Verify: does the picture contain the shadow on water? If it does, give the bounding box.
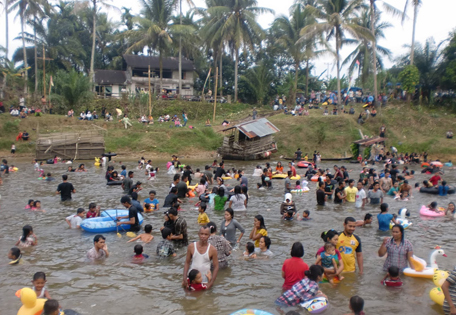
[0,159,452,314]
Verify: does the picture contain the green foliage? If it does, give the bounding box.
[2,119,20,134]
[350,143,359,158]
[398,65,419,94]
[52,69,93,111]
[363,146,371,160]
[240,63,274,105]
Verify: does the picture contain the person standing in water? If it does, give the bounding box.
[56,175,75,201]
[182,226,219,289]
[337,217,363,274]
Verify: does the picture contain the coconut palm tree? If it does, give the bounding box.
[300,0,373,107]
[2,0,10,59]
[343,9,391,88]
[402,0,422,66]
[121,7,134,30]
[202,0,273,101]
[240,62,274,105]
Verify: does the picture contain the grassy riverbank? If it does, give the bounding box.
[1,101,456,160]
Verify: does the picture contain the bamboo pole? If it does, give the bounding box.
[213,67,218,123]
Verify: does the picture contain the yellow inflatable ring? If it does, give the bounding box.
[16,287,46,315]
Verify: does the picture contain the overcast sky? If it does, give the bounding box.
[1,0,455,78]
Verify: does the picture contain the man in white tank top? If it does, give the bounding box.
[182,226,219,289]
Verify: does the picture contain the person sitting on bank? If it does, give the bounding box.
[447,130,453,139]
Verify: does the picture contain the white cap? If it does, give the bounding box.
[284,193,292,202]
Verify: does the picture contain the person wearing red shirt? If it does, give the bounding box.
[282,242,309,290]
[288,162,297,177]
[429,174,442,186]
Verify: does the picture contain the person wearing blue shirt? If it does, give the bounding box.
[439,181,450,196]
[377,203,397,231]
[120,165,127,178]
[144,190,160,211]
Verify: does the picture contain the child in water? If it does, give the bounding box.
[128,224,154,244]
[297,210,311,221]
[187,269,211,291]
[243,242,257,258]
[15,225,38,248]
[42,299,59,315]
[31,200,45,212]
[295,180,302,190]
[355,213,373,227]
[8,247,23,265]
[32,272,52,298]
[382,266,402,287]
[25,199,34,209]
[283,210,295,221]
[427,201,443,213]
[197,202,210,225]
[315,243,344,284]
[132,244,149,263]
[343,296,365,315]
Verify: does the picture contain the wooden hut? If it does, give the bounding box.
[36,130,105,161]
[217,118,279,160]
[353,136,386,160]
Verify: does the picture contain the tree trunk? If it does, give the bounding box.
[219,49,223,97]
[294,61,299,104]
[178,0,182,97]
[90,0,97,87]
[5,0,8,58]
[336,28,341,109]
[234,48,239,102]
[306,60,309,98]
[21,9,28,94]
[410,2,418,65]
[159,52,163,94]
[370,0,378,107]
[34,16,38,94]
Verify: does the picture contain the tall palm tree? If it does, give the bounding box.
[240,62,274,105]
[402,0,422,66]
[272,5,316,103]
[300,0,373,107]
[369,0,401,105]
[202,0,273,101]
[178,0,194,97]
[2,0,10,58]
[343,9,391,88]
[121,7,134,30]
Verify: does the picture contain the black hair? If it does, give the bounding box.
[303,210,310,216]
[188,269,200,283]
[33,271,46,281]
[131,192,138,200]
[430,201,438,208]
[200,202,207,211]
[121,165,126,170]
[364,213,372,220]
[77,208,85,214]
[170,187,178,193]
[344,217,356,224]
[321,229,339,242]
[62,174,68,180]
[43,299,59,315]
[93,235,106,243]
[27,199,34,206]
[290,242,304,258]
[391,224,405,244]
[388,266,400,278]
[218,187,225,197]
[134,244,143,255]
[246,242,255,254]
[173,174,180,181]
[10,247,20,259]
[33,200,40,207]
[144,224,152,233]
[261,236,271,249]
[380,203,389,213]
[304,265,324,282]
[149,190,156,195]
[128,171,134,176]
[21,225,33,242]
[89,202,97,210]
[121,196,131,204]
[161,227,172,239]
[206,221,217,233]
[324,242,335,251]
[181,174,188,181]
[286,210,294,217]
[225,208,234,219]
[255,214,266,230]
[349,296,364,315]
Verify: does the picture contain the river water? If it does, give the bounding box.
[0,159,453,315]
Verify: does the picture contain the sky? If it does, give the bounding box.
[1,0,455,79]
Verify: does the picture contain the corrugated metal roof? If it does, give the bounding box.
[94,70,127,85]
[227,118,280,138]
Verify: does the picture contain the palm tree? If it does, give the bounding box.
[2,0,10,58]
[240,62,274,105]
[343,9,391,88]
[121,7,134,30]
[177,0,194,97]
[369,0,401,105]
[300,0,373,107]
[402,0,422,66]
[202,0,273,101]
[272,5,316,103]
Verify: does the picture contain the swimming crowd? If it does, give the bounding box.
[3,152,456,315]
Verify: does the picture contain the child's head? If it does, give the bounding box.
[388,266,400,278]
[46,173,51,177]
[349,296,364,315]
[144,224,152,233]
[32,272,47,290]
[89,203,97,211]
[27,199,34,206]
[121,165,126,170]
[285,210,294,218]
[199,202,207,213]
[324,242,336,255]
[430,201,438,209]
[188,269,202,284]
[149,190,156,199]
[144,203,151,211]
[211,186,219,194]
[296,180,300,186]
[8,247,21,260]
[218,188,225,197]
[246,242,255,254]
[33,200,41,208]
[21,225,33,241]
[161,227,172,240]
[77,208,86,217]
[380,203,389,213]
[43,299,60,315]
[303,210,310,218]
[364,213,373,224]
[134,244,143,256]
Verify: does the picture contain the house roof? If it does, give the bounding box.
[223,118,280,138]
[353,137,386,146]
[123,54,195,71]
[94,70,127,85]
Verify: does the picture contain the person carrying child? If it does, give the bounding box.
[156,227,176,257]
[144,190,159,211]
[315,242,345,284]
[128,224,154,244]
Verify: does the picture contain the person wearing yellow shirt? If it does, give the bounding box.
[344,179,358,203]
[197,203,210,225]
[337,217,363,274]
[249,215,268,247]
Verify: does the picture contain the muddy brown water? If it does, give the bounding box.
[0,159,453,314]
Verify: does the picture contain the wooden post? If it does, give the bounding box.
[148,65,152,116]
[213,67,218,123]
[43,46,46,97]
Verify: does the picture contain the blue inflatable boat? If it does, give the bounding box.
[81,209,144,233]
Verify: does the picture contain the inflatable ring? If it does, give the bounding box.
[300,297,329,314]
[445,162,453,167]
[16,287,46,315]
[187,183,198,191]
[106,181,122,186]
[311,175,326,182]
[80,210,144,233]
[222,176,232,180]
[419,205,446,217]
[429,269,450,305]
[230,310,274,315]
[419,187,456,194]
[421,162,430,167]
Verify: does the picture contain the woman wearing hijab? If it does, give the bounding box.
[280,193,297,216]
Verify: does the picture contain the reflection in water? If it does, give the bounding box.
[0,160,452,314]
